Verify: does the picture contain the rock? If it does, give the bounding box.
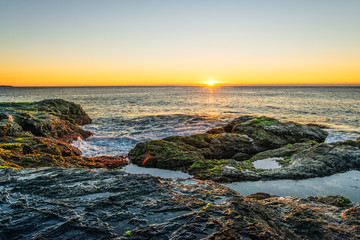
[250,142,316,161]
[190,142,360,182]
[35,99,92,125]
[0,100,92,142]
[231,116,328,149]
[0,112,11,120]
[308,195,353,207]
[249,141,318,168]
[232,152,250,161]
[223,115,255,132]
[205,127,225,134]
[0,121,23,137]
[342,139,360,148]
[128,138,205,170]
[209,133,260,159]
[12,111,91,142]
[0,100,126,169]
[246,192,278,200]
[0,168,358,239]
[129,133,260,170]
[189,158,261,182]
[269,142,360,179]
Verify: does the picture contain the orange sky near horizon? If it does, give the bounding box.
[1,57,359,86]
[2,69,359,87]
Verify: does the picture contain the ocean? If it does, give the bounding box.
[1,86,359,157]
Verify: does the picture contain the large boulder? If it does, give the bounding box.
[0,99,92,142]
[208,133,261,159]
[128,138,205,169]
[35,99,92,125]
[271,142,360,179]
[129,133,261,170]
[231,116,328,149]
[12,111,91,142]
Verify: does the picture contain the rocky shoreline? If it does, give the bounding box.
[1,100,359,239]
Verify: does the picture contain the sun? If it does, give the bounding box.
[207,80,216,86]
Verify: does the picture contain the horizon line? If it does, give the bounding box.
[1,83,360,88]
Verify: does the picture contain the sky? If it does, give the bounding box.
[0,0,359,86]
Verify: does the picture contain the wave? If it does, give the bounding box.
[72,136,138,157]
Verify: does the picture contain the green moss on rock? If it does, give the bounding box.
[308,195,352,207]
[128,139,204,169]
[250,117,275,126]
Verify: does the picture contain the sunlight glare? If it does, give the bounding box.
[207,80,216,86]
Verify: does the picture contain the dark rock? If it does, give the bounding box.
[0,121,23,137]
[35,99,92,125]
[129,133,260,170]
[0,99,92,142]
[12,111,91,142]
[270,143,360,179]
[249,142,316,161]
[0,112,10,120]
[232,152,250,161]
[205,127,225,134]
[308,195,353,207]
[231,116,328,149]
[190,142,360,182]
[209,133,260,159]
[223,115,255,132]
[341,139,360,148]
[128,138,205,170]
[247,192,278,200]
[0,168,358,239]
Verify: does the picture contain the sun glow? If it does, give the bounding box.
[207,80,216,86]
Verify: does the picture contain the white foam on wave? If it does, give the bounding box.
[72,137,105,157]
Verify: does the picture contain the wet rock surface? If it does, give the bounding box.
[0,99,126,169]
[0,168,359,240]
[188,141,360,182]
[229,116,328,149]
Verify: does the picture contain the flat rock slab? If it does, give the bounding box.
[1,168,359,239]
